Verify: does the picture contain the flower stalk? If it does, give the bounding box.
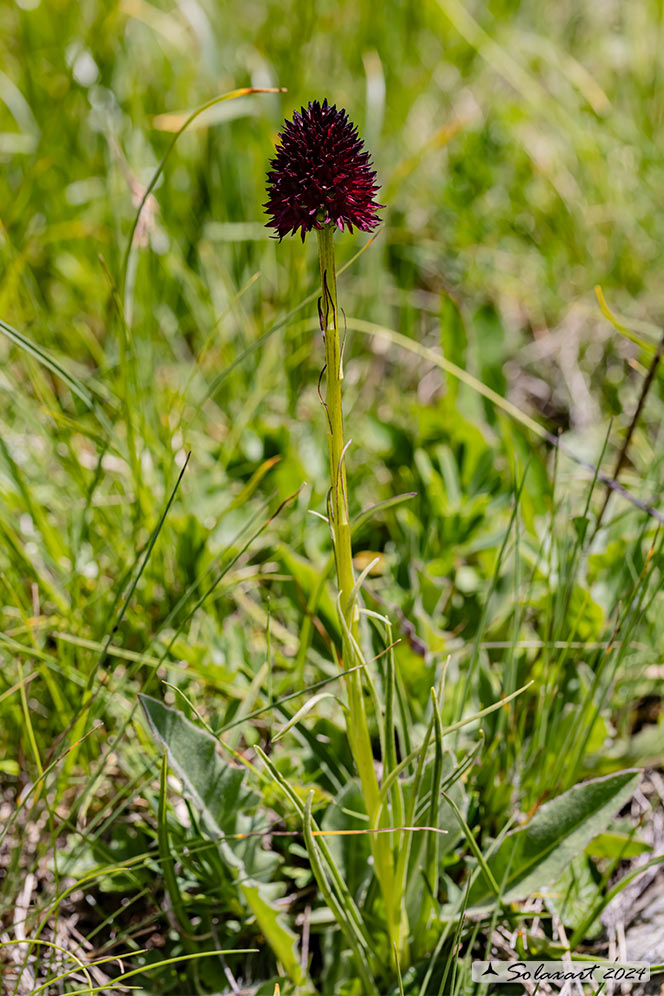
[317,224,373,775]
[317,223,407,959]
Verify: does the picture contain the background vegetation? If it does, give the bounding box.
[1,0,663,992]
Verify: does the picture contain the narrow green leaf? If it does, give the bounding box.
[272,692,336,742]
[254,744,376,961]
[424,688,444,908]
[120,87,283,296]
[378,681,533,806]
[303,792,376,995]
[0,316,94,408]
[569,851,664,948]
[351,492,417,534]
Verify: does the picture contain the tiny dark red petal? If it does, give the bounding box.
[264,99,384,240]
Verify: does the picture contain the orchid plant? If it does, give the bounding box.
[265,99,411,958]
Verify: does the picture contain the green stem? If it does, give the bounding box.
[317,225,354,624]
[316,224,408,961]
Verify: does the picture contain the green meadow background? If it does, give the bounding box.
[1,0,663,993]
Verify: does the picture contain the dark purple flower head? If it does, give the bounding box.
[264,98,383,241]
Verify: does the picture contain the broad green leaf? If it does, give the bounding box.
[543,854,602,937]
[140,694,258,835]
[139,695,307,986]
[467,769,640,910]
[585,831,652,860]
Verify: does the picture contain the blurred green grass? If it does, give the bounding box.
[1,0,663,993]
